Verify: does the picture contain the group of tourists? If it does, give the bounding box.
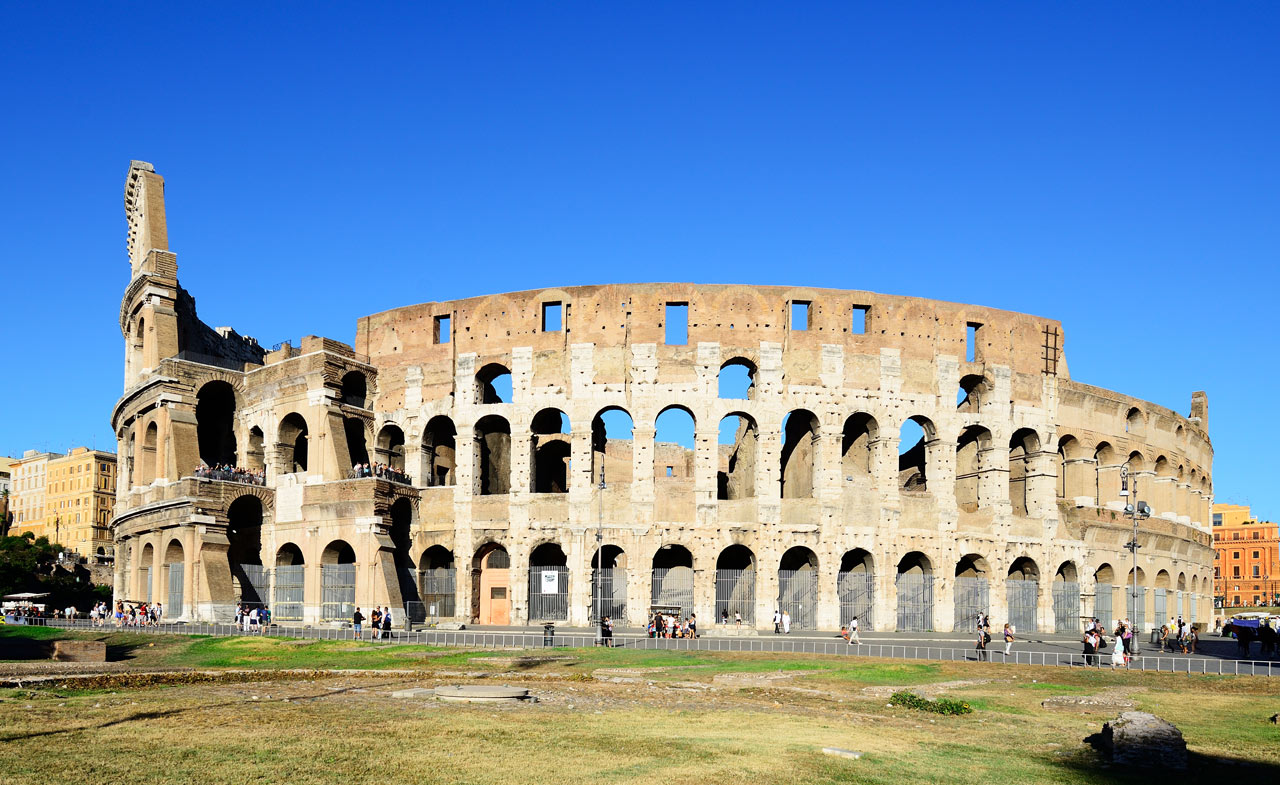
[771,609,793,634]
[234,603,271,632]
[351,606,395,640]
[719,609,747,628]
[195,463,266,485]
[1157,617,1199,655]
[971,613,1017,661]
[648,611,696,638]
[350,462,411,484]
[109,600,163,627]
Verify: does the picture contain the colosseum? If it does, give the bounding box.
[111,161,1215,634]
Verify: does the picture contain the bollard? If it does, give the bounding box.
[543,623,555,648]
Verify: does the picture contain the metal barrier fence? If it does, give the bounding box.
[321,564,356,621]
[954,577,988,632]
[896,573,933,632]
[528,565,569,621]
[651,567,694,618]
[590,568,627,622]
[141,567,152,604]
[274,565,305,621]
[777,569,816,629]
[167,563,184,611]
[1127,586,1147,631]
[837,571,874,630]
[34,619,1280,677]
[1006,579,1038,633]
[1052,582,1080,633]
[1154,588,1167,624]
[419,568,457,619]
[1096,584,1114,625]
[236,563,270,606]
[715,569,755,625]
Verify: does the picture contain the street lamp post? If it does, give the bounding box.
[1120,464,1151,651]
[594,461,606,642]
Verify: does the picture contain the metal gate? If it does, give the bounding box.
[715,569,755,625]
[953,577,989,631]
[528,565,569,621]
[166,563,184,613]
[1052,581,1080,633]
[651,567,694,618]
[420,567,456,619]
[837,571,874,630]
[1126,586,1147,631]
[777,569,817,630]
[321,564,356,621]
[235,563,269,606]
[590,567,627,622]
[1188,593,1196,624]
[1006,579,1038,633]
[1095,584,1113,626]
[141,567,152,604]
[895,573,934,632]
[1153,588,1167,623]
[273,564,305,621]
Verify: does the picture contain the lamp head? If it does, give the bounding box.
[1138,502,1152,516]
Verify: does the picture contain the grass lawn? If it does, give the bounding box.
[1,627,1277,784]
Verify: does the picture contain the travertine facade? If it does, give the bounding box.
[112,162,1215,631]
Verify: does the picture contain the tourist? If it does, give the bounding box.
[1109,634,1128,669]
[734,610,742,628]
[1187,624,1199,654]
[688,613,697,639]
[976,626,989,661]
[721,609,729,626]
[773,609,782,634]
[382,606,393,640]
[353,607,364,640]
[782,610,791,634]
[1003,623,1015,656]
[370,607,382,640]
[1082,628,1097,667]
[1159,623,1170,652]
[848,615,860,645]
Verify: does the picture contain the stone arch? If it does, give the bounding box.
[476,362,513,404]
[1125,407,1145,435]
[376,423,406,472]
[1006,556,1040,632]
[841,412,878,479]
[474,415,511,495]
[423,415,456,487]
[895,551,934,632]
[471,541,510,624]
[651,543,695,618]
[276,543,304,566]
[246,426,265,472]
[838,548,875,628]
[957,373,991,413]
[1008,429,1041,517]
[528,541,569,621]
[343,417,371,470]
[227,495,265,604]
[277,413,309,473]
[718,411,758,500]
[321,540,356,565]
[718,357,756,400]
[715,544,756,625]
[140,421,158,484]
[163,538,185,613]
[780,409,819,499]
[955,425,994,512]
[777,546,818,629]
[898,415,936,492]
[654,406,695,485]
[195,380,238,468]
[1056,434,1089,500]
[591,406,633,486]
[531,408,571,493]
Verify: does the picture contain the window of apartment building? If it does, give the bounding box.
[1253,550,1260,559]
[1215,567,1220,578]
[1233,533,1241,540]
[1233,566,1241,578]
[1214,533,1220,541]
[1253,531,1260,539]
[1212,513,1223,526]
[1253,565,1261,577]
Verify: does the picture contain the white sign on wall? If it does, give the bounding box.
[541,571,559,593]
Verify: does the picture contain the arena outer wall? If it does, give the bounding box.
[111,162,1215,633]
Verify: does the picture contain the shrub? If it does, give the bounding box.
[888,690,973,716]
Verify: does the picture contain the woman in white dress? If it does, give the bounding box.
[1110,636,1128,669]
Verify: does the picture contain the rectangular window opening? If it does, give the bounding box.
[665,466,674,477]
[433,315,451,344]
[542,302,563,332]
[966,322,982,362]
[852,306,868,335]
[665,303,688,345]
[791,301,810,331]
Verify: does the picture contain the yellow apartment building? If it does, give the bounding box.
[9,450,60,540]
[45,448,118,558]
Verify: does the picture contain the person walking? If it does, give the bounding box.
[773,609,782,634]
[1082,628,1097,667]
[782,610,791,634]
[1003,623,1015,657]
[848,616,860,645]
[976,627,989,661]
[370,607,381,640]
[353,607,364,640]
[382,606,393,640]
[1110,634,1128,669]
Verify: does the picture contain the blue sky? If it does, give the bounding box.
[1,4,1275,518]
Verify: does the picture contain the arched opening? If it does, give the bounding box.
[1009,429,1041,517]
[1176,572,1188,622]
[1094,563,1116,626]
[955,426,993,512]
[953,553,990,631]
[1056,435,1087,501]
[654,407,695,487]
[471,543,510,625]
[531,409,570,493]
[590,544,627,622]
[718,412,758,500]
[1125,566,1147,631]
[341,371,368,408]
[957,374,989,413]
[418,545,456,620]
[125,429,136,489]
[476,363,513,404]
[715,545,755,625]
[343,418,370,471]
[896,552,934,631]
[528,542,569,620]
[375,424,406,474]
[1094,442,1117,505]
[1007,556,1040,633]
[1153,569,1171,625]
[838,549,875,629]
[246,427,265,473]
[320,540,356,621]
[273,543,305,621]
[278,413,309,473]
[164,539,185,615]
[841,413,878,482]
[591,407,633,487]
[423,416,456,487]
[140,422,158,484]
[196,381,238,468]
[778,546,818,629]
[780,409,819,499]
[1125,407,1144,435]
[651,544,694,618]
[227,495,266,607]
[1053,561,1081,632]
[389,498,418,604]
[138,542,155,603]
[474,415,511,495]
[898,417,934,492]
[718,358,756,400]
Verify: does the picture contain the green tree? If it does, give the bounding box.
[0,531,63,597]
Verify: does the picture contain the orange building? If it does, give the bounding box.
[1212,503,1280,608]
